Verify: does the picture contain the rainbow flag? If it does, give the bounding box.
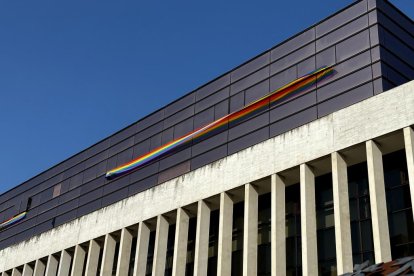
[0,211,27,230]
[106,66,334,180]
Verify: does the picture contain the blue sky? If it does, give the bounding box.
[0,0,413,194]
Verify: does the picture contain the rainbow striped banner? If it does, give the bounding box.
[106,66,334,180]
[0,211,27,230]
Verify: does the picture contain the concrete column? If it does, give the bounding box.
[217,192,233,276]
[172,208,190,276]
[71,245,86,276]
[11,269,21,276]
[116,228,134,276]
[332,152,353,274]
[100,234,117,276]
[366,140,392,263]
[300,164,318,276]
[193,200,211,276]
[404,127,414,223]
[45,255,59,276]
[271,174,286,276]
[151,215,169,276]
[33,260,45,276]
[22,264,33,276]
[2,272,10,276]
[57,250,72,276]
[133,222,150,276]
[243,184,258,276]
[85,240,101,276]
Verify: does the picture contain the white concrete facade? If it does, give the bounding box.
[0,81,414,275]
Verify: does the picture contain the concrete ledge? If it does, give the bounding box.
[1,81,413,271]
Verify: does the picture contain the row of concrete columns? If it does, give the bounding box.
[3,127,414,276]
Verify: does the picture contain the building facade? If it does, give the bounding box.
[1,0,414,275]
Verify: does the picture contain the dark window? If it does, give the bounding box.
[258,193,271,276]
[231,202,244,276]
[207,210,219,276]
[348,162,374,265]
[185,217,197,276]
[286,183,302,276]
[146,231,156,276]
[164,224,176,276]
[383,150,414,259]
[315,173,337,276]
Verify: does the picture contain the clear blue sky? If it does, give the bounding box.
[0,0,412,194]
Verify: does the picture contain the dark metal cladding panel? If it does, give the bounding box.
[161,128,174,145]
[215,100,228,122]
[245,80,270,104]
[195,87,229,113]
[133,139,151,159]
[375,0,414,35]
[269,107,318,138]
[230,92,245,113]
[228,127,269,155]
[270,91,317,124]
[116,148,133,167]
[380,28,414,68]
[230,66,269,96]
[174,118,194,139]
[377,11,414,47]
[79,188,103,206]
[316,46,336,69]
[54,210,77,227]
[164,106,195,129]
[270,43,315,76]
[298,57,316,77]
[159,148,192,171]
[335,30,371,62]
[317,67,373,102]
[129,162,159,183]
[228,113,269,141]
[271,28,316,62]
[56,198,78,216]
[270,66,297,91]
[128,175,158,196]
[195,74,231,101]
[318,82,374,117]
[191,145,228,171]
[101,187,129,208]
[76,200,102,218]
[134,121,163,144]
[103,175,130,196]
[231,52,270,82]
[109,125,136,146]
[150,133,162,151]
[164,93,196,117]
[192,131,228,157]
[194,107,215,130]
[316,0,367,38]
[316,15,369,52]
[158,161,191,184]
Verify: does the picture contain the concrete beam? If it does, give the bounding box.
[22,264,33,276]
[45,255,58,276]
[404,127,414,223]
[85,240,101,276]
[217,192,233,276]
[271,174,286,276]
[57,250,72,276]
[300,164,318,276]
[332,152,353,274]
[71,245,86,276]
[100,234,117,276]
[133,222,150,276]
[116,228,134,276]
[33,260,45,276]
[151,215,169,276]
[193,200,211,276]
[172,208,190,276]
[366,140,391,263]
[243,184,258,276]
